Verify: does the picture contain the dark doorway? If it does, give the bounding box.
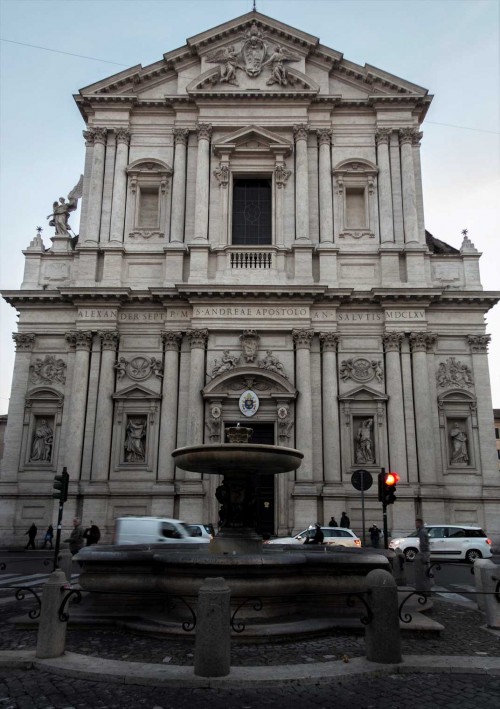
[225,421,276,535]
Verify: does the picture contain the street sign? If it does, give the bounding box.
[351,469,373,492]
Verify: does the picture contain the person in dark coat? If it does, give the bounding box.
[369,524,381,548]
[328,516,338,527]
[305,524,324,545]
[41,525,54,549]
[340,512,350,528]
[25,523,37,550]
[83,523,101,546]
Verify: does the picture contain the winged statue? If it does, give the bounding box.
[262,45,300,86]
[206,45,240,86]
[47,175,84,236]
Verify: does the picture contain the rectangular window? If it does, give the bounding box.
[495,427,500,440]
[345,187,366,228]
[232,178,272,245]
[138,188,159,228]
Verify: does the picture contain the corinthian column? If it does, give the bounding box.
[65,331,93,477]
[84,127,108,243]
[109,129,130,243]
[91,331,119,481]
[170,129,189,243]
[382,332,407,481]
[293,124,310,240]
[1,334,35,481]
[409,332,437,484]
[317,129,333,243]
[375,128,394,243]
[399,128,419,244]
[293,329,314,480]
[184,329,208,480]
[193,124,212,241]
[158,331,182,481]
[468,335,497,486]
[319,332,340,483]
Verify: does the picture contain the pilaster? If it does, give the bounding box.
[159,331,183,481]
[317,129,333,243]
[375,128,394,243]
[193,123,212,241]
[83,127,108,244]
[468,335,497,486]
[293,328,314,482]
[185,329,208,482]
[409,332,438,486]
[170,128,189,243]
[64,330,93,478]
[383,332,407,482]
[293,124,310,241]
[91,331,119,482]
[109,129,130,243]
[319,332,341,484]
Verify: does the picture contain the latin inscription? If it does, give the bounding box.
[77,309,191,321]
[385,310,425,321]
[193,306,309,318]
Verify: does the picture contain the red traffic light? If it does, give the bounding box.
[385,472,400,486]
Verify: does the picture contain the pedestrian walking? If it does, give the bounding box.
[83,522,101,546]
[41,524,54,549]
[340,511,350,529]
[369,524,381,548]
[65,517,85,555]
[328,516,338,527]
[25,523,37,550]
[415,517,431,596]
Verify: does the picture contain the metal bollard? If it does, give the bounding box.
[194,577,231,677]
[478,560,500,629]
[365,568,402,664]
[36,569,68,659]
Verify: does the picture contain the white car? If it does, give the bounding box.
[389,525,492,563]
[266,526,361,548]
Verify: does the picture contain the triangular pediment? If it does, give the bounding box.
[213,125,292,157]
[113,384,161,400]
[339,385,388,402]
[75,10,429,118]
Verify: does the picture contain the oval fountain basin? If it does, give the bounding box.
[172,443,303,475]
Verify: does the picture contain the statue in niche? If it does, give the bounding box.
[30,419,54,462]
[262,45,299,86]
[355,418,374,464]
[124,418,147,463]
[46,176,83,236]
[449,422,469,464]
[212,350,240,377]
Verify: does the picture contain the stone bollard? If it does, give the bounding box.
[478,560,500,629]
[474,559,489,612]
[57,550,73,583]
[36,569,68,659]
[392,549,406,586]
[194,577,231,677]
[365,568,402,664]
[414,552,431,597]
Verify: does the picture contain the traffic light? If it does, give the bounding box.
[378,470,400,506]
[53,467,69,503]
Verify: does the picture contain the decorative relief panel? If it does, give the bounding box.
[277,403,294,444]
[29,356,66,385]
[206,23,300,86]
[239,330,260,363]
[258,350,288,379]
[339,358,383,384]
[436,358,474,389]
[211,351,240,377]
[115,356,163,381]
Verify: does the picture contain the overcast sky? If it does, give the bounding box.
[0,0,499,415]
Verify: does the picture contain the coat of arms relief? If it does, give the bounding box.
[205,23,300,87]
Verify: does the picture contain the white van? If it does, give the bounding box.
[114,517,210,546]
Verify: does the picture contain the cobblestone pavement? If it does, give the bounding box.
[0,669,499,709]
[1,594,499,664]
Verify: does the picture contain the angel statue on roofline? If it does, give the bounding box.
[206,45,240,86]
[262,45,300,86]
[47,175,84,236]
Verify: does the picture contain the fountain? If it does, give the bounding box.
[75,426,390,638]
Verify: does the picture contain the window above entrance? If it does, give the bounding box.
[232,178,272,245]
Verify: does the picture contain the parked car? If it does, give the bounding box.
[389,525,492,562]
[266,526,362,547]
[185,523,215,540]
[113,517,210,545]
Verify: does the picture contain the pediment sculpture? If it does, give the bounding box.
[340,358,384,384]
[206,23,300,87]
[436,357,473,389]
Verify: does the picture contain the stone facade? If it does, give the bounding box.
[1,11,499,544]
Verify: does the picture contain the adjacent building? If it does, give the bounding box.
[1,11,499,544]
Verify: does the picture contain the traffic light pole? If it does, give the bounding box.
[53,500,64,571]
[382,500,388,549]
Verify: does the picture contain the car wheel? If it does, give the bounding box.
[465,549,482,563]
[404,547,418,562]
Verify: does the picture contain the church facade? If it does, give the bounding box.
[1,11,499,544]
